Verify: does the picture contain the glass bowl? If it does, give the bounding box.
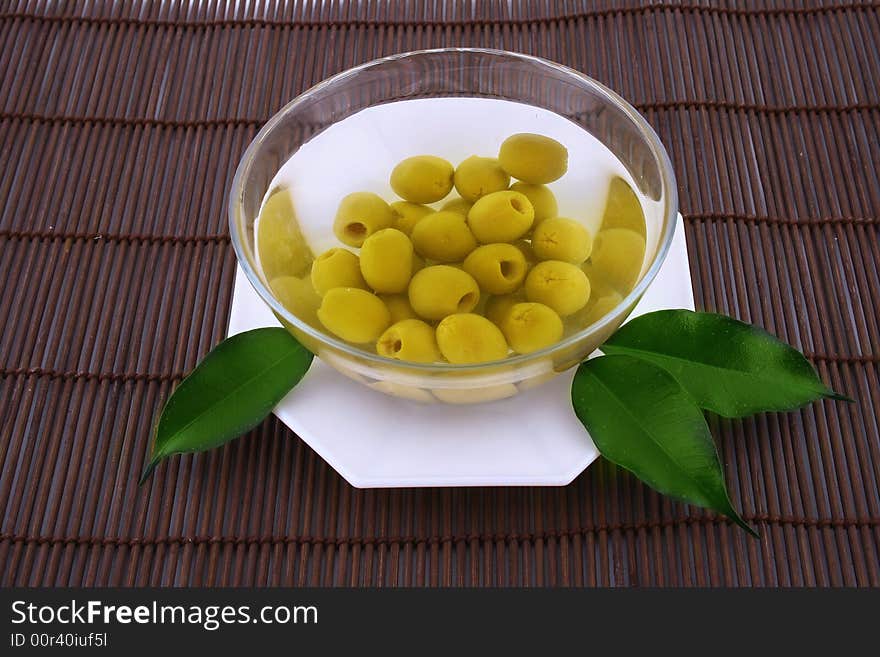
[229,48,678,404]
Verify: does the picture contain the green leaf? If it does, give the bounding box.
[572,354,756,536]
[140,328,313,484]
[602,309,850,417]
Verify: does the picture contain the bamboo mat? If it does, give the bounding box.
[1,0,878,587]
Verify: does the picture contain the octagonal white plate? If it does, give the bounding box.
[228,216,694,488]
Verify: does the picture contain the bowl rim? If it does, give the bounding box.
[228,47,679,373]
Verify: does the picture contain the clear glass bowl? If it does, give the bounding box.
[229,48,678,404]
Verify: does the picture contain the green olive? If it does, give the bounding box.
[579,261,618,298]
[453,156,511,202]
[498,133,568,184]
[408,265,480,321]
[500,302,564,354]
[391,201,434,236]
[359,228,414,294]
[432,383,518,404]
[411,252,426,274]
[462,243,527,295]
[565,290,624,335]
[441,197,474,216]
[310,248,367,295]
[589,228,646,293]
[531,217,593,264]
[435,313,509,364]
[466,190,535,243]
[512,238,538,268]
[269,276,322,328]
[317,288,390,343]
[509,182,558,225]
[390,155,455,203]
[410,210,478,262]
[377,319,442,363]
[257,188,314,279]
[333,191,394,247]
[601,176,646,237]
[485,291,526,327]
[369,380,436,403]
[580,291,622,325]
[379,293,419,324]
[524,260,590,316]
[567,264,625,332]
[472,290,491,317]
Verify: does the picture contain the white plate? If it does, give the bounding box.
[228,215,694,487]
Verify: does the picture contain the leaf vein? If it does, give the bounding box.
[156,341,307,457]
[577,366,713,499]
[603,344,821,393]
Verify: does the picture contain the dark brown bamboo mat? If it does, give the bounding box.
[1,0,878,587]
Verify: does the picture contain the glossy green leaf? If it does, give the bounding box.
[602,309,849,417]
[572,354,756,536]
[140,328,312,483]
